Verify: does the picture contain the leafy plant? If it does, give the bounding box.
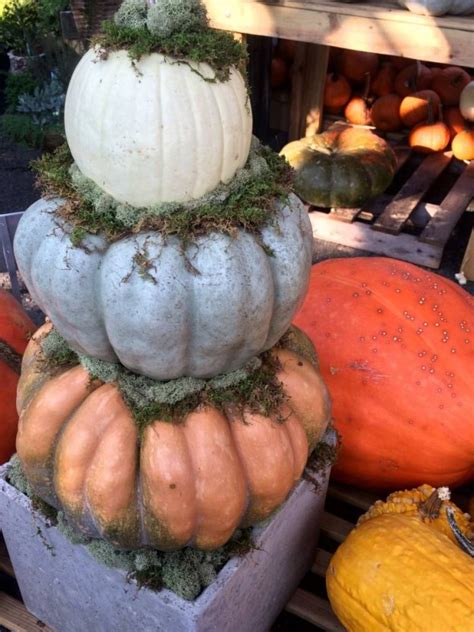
[3,69,39,111]
[16,76,64,126]
[0,112,44,147]
[0,0,38,54]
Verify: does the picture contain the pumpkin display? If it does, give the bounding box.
[16,323,331,551]
[324,73,352,111]
[327,485,474,631]
[398,0,474,15]
[430,66,471,106]
[370,94,403,132]
[0,290,35,464]
[14,195,313,381]
[460,81,474,122]
[444,106,466,139]
[280,127,397,209]
[293,257,474,489]
[399,89,441,127]
[452,129,474,160]
[64,49,253,208]
[394,62,432,97]
[337,50,379,83]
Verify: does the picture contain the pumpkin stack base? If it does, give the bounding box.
[0,437,334,632]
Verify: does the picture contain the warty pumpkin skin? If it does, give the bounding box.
[14,194,312,380]
[293,257,474,489]
[65,49,252,208]
[16,324,331,551]
[0,290,35,464]
[280,127,397,209]
[327,485,474,632]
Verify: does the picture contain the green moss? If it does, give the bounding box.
[303,429,340,493]
[33,139,293,247]
[146,0,208,38]
[41,328,77,366]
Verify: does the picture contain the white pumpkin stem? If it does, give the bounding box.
[446,507,474,558]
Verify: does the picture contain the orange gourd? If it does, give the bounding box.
[371,62,397,97]
[452,129,474,160]
[0,289,35,464]
[395,62,432,97]
[431,66,471,106]
[409,99,450,153]
[400,89,441,127]
[293,257,474,490]
[444,106,466,140]
[370,94,403,132]
[337,50,379,83]
[16,324,331,549]
[324,73,352,110]
[344,96,372,125]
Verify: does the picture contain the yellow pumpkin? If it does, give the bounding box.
[327,485,474,631]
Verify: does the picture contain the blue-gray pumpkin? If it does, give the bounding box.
[14,195,313,380]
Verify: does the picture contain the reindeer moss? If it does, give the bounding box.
[33,139,294,247]
[93,0,246,81]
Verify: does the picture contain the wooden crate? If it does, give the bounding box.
[308,130,474,269]
[0,483,380,632]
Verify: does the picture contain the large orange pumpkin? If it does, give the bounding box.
[0,290,35,465]
[16,324,331,550]
[293,257,474,489]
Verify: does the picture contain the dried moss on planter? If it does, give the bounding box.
[33,138,294,248]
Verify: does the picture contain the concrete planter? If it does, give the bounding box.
[0,433,335,632]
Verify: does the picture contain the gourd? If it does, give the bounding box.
[280,127,397,209]
[371,62,397,97]
[0,290,35,464]
[293,257,474,489]
[14,195,313,380]
[399,90,441,127]
[444,106,466,139]
[327,485,474,631]
[336,50,379,83]
[430,66,471,106]
[344,73,372,126]
[409,99,450,153]
[460,81,474,122]
[16,324,331,551]
[370,94,403,132]
[398,0,474,15]
[394,62,432,97]
[324,73,352,111]
[64,48,252,208]
[452,129,474,160]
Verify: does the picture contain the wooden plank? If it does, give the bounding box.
[289,43,329,140]
[247,35,273,140]
[286,589,345,631]
[310,211,443,268]
[373,152,452,235]
[320,512,353,543]
[328,484,378,511]
[312,548,332,577]
[420,161,474,245]
[0,593,52,632]
[204,0,474,66]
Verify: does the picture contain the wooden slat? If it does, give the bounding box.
[286,589,345,631]
[373,152,452,235]
[310,212,442,268]
[204,0,474,66]
[0,593,52,632]
[312,548,332,577]
[320,512,353,543]
[328,484,378,511]
[420,161,474,245]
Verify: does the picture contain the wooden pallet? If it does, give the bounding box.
[0,483,382,632]
[309,141,474,270]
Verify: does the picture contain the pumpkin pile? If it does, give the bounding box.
[12,0,332,553]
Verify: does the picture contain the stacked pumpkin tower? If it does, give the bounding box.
[13,0,331,557]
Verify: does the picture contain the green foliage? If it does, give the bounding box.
[0,0,38,53]
[3,70,38,112]
[0,112,44,147]
[36,0,69,36]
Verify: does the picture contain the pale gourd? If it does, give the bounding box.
[14,195,313,380]
[398,0,474,14]
[64,49,253,208]
[460,81,474,122]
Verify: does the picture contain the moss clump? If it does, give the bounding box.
[33,139,294,247]
[303,428,340,493]
[93,0,246,82]
[41,328,77,367]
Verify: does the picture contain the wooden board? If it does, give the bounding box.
[204,0,474,66]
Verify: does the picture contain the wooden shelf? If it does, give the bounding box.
[204,0,474,66]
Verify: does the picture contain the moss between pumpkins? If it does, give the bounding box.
[38,326,297,432]
[33,139,294,248]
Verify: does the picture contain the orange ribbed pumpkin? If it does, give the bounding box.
[0,290,35,465]
[16,324,331,550]
[293,257,474,490]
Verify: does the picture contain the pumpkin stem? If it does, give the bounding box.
[0,338,22,375]
[419,487,450,520]
[362,72,371,102]
[427,97,435,126]
[446,507,474,557]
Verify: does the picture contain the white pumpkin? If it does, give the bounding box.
[64,49,253,208]
[460,81,474,122]
[397,0,474,15]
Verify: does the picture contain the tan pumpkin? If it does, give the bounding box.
[399,89,441,127]
[327,486,474,632]
[16,324,331,551]
[452,129,474,161]
[370,94,403,132]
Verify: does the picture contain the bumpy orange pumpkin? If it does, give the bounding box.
[17,324,331,550]
[0,290,35,465]
[293,257,474,489]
